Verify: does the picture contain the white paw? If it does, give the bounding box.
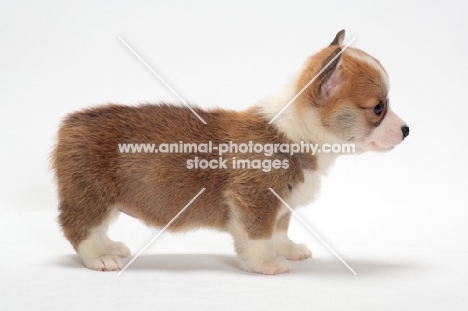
[84,255,123,271]
[241,256,293,275]
[261,257,293,275]
[105,241,131,258]
[277,242,312,260]
[77,234,128,271]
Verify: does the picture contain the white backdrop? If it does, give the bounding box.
[1,1,467,310]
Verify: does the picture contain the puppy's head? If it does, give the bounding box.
[296,30,409,152]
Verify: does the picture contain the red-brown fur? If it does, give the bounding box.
[52,105,315,249]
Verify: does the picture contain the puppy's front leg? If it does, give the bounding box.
[227,199,292,275]
[274,212,312,260]
[237,238,292,275]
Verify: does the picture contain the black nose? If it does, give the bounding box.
[401,126,410,139]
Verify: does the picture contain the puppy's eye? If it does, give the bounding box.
[374,101,384,115]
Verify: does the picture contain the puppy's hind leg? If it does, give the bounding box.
[101,235,131,258]
[59,200,131,271]
[76,208,131,271]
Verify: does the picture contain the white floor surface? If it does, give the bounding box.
[2,210,467,310]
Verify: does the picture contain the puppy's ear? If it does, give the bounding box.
[316,47,343,103]
[330,29,345,46]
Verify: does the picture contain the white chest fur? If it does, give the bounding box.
[284,169,321,209]
[280,152,337,215]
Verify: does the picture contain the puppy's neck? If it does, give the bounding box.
[257,79,342,175]
[257,78,340,146]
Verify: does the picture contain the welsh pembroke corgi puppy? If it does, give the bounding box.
[52,30,409,274]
